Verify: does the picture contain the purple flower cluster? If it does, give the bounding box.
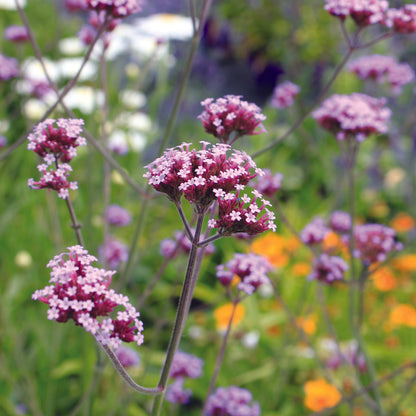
[205,386,261,416]
[65,0,88,11]
[216,253,272,295]
[98,237,128,269]
[198,95,266,143]
[32,245,144,349]
[346,224,402,264]
[4,25,30,43]
[160,229,215,259]
[300,217,330,245]
[27,118,86,199]
[144,142,276,235]
[270,81,300,109]
[115,345,140,367]
[308,253,349,284]
[384,5,416,33]
[251,168,283,198]
[349,55,414,94]
[329,210,352,233]
[166,351,204,405]
[326,341,367,373]
[106,204,132,227]
[324,0,389,26]
[312,93,391,142]
[0,54,19,81]
[86,0,145,18]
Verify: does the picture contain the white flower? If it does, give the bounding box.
[0,0,26,9]
[120,90,147,109]
[63,86,104,114]
[58,38,86,56]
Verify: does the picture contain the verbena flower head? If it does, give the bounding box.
[4,25,30,42]
[166,378,192,404]
[170,351,204,379]
[329,210,351,233]
[384,5,416,33]
[27,118,86,199]
[106,204,132,227]
[32,245,144,349]
[65,0,88,11]
[144,142,276,234]
[205,386,261,416]
[349,55,415,94]
[308,253,348,284]
[98,237,128,269]
[324,0,389,26]
[301,217,329,245]
[115,345,140,367]
[251,168,283,198]
[326,340,367,372]
[346,223,402,264]
[160,229,215,259]
[216,253,272,295]
[198,95,266,143]
[0,54,19,81]
[312,93,391,142]
[86,0,145,18]
[271,81,300,109]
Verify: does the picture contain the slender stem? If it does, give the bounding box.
[201,298,239,415]
[100,344,162,395]
[157,0,213,155]
[175,202,194,241]
[252,47,355,159]
[65,196,84,246]
[198,233,223,246]
[151,214,205,416]
[387,370,416,416]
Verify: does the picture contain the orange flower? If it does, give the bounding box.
[292,262,312,277]
[304,378,342,411]
[371,267,397,291]
[389,304,416,328]
[251,233,289,267]
[392,254,416,273]
[214,303,245,331]
[296,314,317,335]
[390,213,415,233]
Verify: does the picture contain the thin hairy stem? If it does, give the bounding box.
[65,197,84,246]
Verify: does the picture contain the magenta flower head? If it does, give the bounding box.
[160,229,215,259]
[324,0,388,27]
[27,118,86,199]
[300,217,329,245]
[346,224,402,264]
[0,54,19,81]
[170,351,204,379]
[198,95,266,144]
[312,93,391,142]
[65,0,88,11]
[115,345,140,367]
[348,55,415,94]
[86,0,145,18]
[98,237,128,269]
[384,5,416,33]
[106,204,132,227]
[166,378,192,405]
[329,210,352,233]
[271,81,300,109]
[32,245,144,349]
[216,253,272,295]
[308,253,348,284]
[205,386,261,416]
[4,25,30,43]
[251,168,283,198]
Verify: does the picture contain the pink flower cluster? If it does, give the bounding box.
[106,204,132,227]
[32,245,144,349]
[144,142,276,235]
[308,253,349,284]
[205,386,261,416]
[251,168,283,198]
[0,54,19,81]
[300,217,330,245]
[27,119,86,199]
[99,237,128,269]
[326,340,367,373]
[198,95,266,143]
[349,55,415,94]
[216,253,272,295]
[166,351,204,405]
[4,25,30,43]
[384,5,416,33]
[312,93,391,142]
[270,81,300,109]
[86,0,145,18]
[345,224,402,264]
[324,0,389,26]
[160,229,215,259]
